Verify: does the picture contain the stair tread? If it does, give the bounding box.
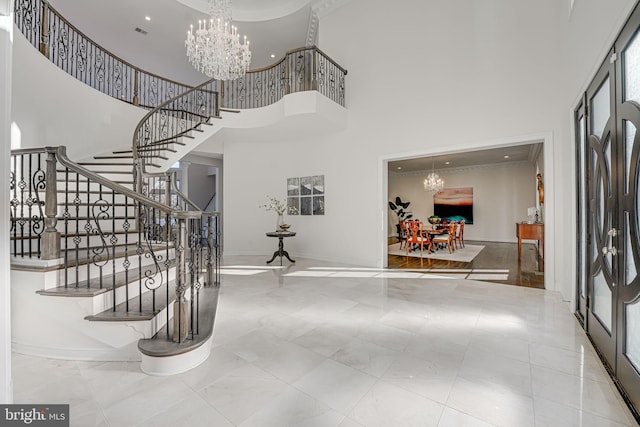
[12,229,141,240]
[78,162,133,166]
[137,148,177,154]
[139,284,219,357]
[56,189,133,194]
[56,177,133,184]
[57,202,136,207]
[38,261,176,297]
[93,155,134,159]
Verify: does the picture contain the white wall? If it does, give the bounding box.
[0,0,13,404]
[223,0,567,286]
[187,162,216,209]
[388,162,537,243]
[11,31,146,160]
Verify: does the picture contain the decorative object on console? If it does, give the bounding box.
[185,0,251,80]
[537,173,544,205]
[259,195,298,231]
[287,175,324,216]
[434,187,474,224]
[427,215,441,229]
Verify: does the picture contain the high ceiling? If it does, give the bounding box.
[39,2,545,168]
[47,0,327,85]
[388,143,544,174]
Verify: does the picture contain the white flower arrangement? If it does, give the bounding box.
[259,196,299,215]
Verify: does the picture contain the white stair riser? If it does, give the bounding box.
[58,221,140,234]
[57,248,176,285]
[56,204,139,218]
[79,164,133,173]
[12,202,141,220]
[56,181,134,192]
[90,172,135,182]
[54,191,139,205]
[89,271,177,315]
[60,232,142,249]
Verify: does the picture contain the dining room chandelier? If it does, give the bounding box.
[423,163,445,193]
[185,0,251,80]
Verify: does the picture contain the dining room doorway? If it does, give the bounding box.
[380,137,553,290]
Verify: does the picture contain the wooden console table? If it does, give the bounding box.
[516,223,544,262]
[266,231,296,265]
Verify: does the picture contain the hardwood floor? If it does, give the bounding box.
[387,240,544,289]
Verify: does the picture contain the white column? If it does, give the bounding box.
[180,161,191,198]
[0,0,13,404]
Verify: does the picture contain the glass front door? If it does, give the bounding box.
[585,57,618,367]
[577,7,640,412]
[614,20,640,409]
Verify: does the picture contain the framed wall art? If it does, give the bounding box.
[287,175,324,215]
[434,187,473,224]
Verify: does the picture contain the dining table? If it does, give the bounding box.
[425,228,447,250]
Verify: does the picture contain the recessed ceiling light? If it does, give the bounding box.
[397,166,402,170]
[445,161,450,165]
[145,16,151,21]
[270,54,275,58]
[504,155,510,159]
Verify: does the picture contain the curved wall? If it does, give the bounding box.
[11,30,146,161]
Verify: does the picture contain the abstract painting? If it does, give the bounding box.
[434,187,473,224]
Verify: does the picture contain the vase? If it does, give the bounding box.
[276,213,284,231]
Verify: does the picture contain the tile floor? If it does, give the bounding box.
[11,256,638,426]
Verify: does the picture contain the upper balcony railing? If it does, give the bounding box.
[13,0,347,109]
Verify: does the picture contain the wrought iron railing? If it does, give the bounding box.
[13,0,194,108]
[10,146,220,344]
[13,0,347,109]
[133,79,219,176]
[222,46,347,108]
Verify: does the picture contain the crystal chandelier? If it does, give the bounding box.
[423,163,444,193]
[185,0,251,80]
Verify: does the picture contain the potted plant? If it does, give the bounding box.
[389,196,413,239]
[260,196,298,231]
[427,215,441,230]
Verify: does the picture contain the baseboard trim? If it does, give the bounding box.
[12,340,142,362]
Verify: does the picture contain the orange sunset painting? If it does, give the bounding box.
[433,187,473,224]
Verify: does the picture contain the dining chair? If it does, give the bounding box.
[454,220,465,249]
[405,220,431,256]
[398,220,409,250]
[433,221,456,254]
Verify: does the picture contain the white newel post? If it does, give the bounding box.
[0,0,14,404]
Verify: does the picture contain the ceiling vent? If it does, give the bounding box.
[134,27,148,35]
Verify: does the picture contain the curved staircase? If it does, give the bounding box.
[10,0,347,375]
